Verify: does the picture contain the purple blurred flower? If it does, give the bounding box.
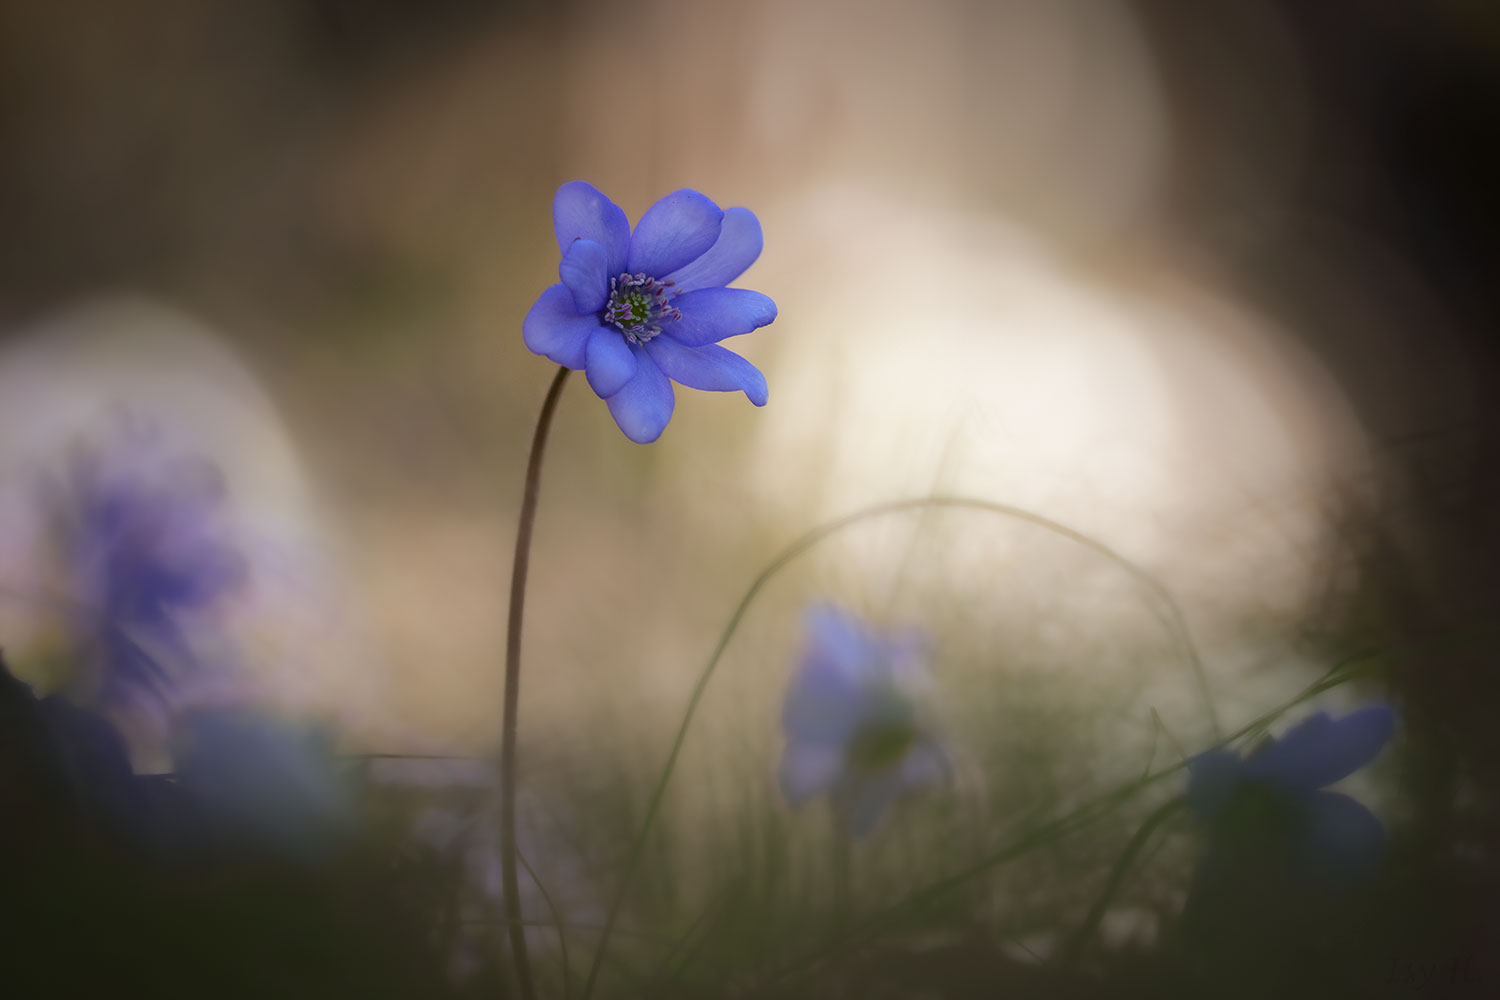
[53,424,246,702]
[524,181,777,443]
[1185,704,1397,886]
[779,605,949,839]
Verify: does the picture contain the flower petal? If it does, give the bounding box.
[883,627,934,691]
[643,338,767,405]
[805,604,873,666]
[626,189,724,277]
[560,238,610,313]
[779,741,844,806]
[603,346,674,443]
[899,739,950,789]
[1244,705,1397,791]
[553,181,629,277]
[522,284,600,369]
[1293,791,1387,887]
[834,772,903,840]
[664,207,764,292]
[1185,748,1246,821]
[782,607,876,744]
[660,288,778,347]
[584,328,636,398]
[781,656,862,745]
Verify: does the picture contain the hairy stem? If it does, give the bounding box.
[501,365,570,1000]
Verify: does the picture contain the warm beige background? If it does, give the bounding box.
[0,0,1457,777]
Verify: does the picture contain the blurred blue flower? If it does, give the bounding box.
[1185,704,1397,887]
[524,181,777,443]
[54,424,246,702]
[173,705,353,861]
[779,605,949,839]
[68,435,245,625]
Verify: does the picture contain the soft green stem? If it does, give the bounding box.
[831,829,853,933]
[500,365,570,1000]
[517,846,571,1000]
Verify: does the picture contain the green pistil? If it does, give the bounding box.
[623,292,651,324]
[603,272,682,345]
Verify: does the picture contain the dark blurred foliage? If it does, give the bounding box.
[0,652,466,999]
[1145,0,1500,584]
[1141,4,1500,997]
[295,0,539,78]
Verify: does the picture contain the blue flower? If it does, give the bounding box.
[56,425,246,702]
[779,605,949,839]
[68,440,245,630]
[524,181,777,443]
[1185,704,1397,887]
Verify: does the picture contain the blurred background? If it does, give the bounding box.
[1,1,1497,996]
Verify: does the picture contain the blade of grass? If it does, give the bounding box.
[517,846,572,1000]
[1058,796,1185,967]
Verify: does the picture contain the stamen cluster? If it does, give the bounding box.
[603,272,680,344]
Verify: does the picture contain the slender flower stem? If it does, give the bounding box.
[501,365,571,1000]
[517,847,572,1000]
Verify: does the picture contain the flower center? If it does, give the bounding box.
[847,720,918,773]
[1216,780,1303,844]
[603,272,680,345]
